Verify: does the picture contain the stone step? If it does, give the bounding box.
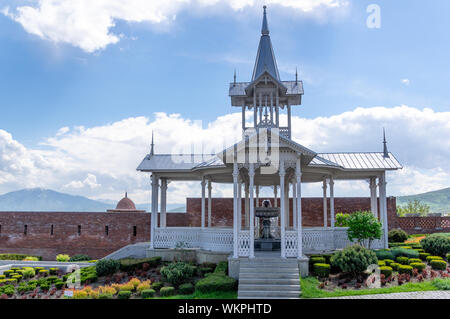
[238,290,301,298]
[240,262,298,268]
[239,278,300,285]
[239,267,298,273]
[238,284,300,291]
[239,272,299,279]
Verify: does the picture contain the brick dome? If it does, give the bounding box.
[115,193,136,210]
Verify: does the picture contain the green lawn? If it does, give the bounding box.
[153,291,237,299]
[300,277,445,299]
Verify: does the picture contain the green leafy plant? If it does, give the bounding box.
[179,283,195,295]
[410,262,426,272]
[330,245,377,276]
[379,266,393,278]
[313,263,331,278]
[95,259,120,276]
[420,234,450,257]
[397,200,430,217]
[160,286,175,297]
[419,252,431,261]
[141,289,155,298]
[432,278,450,290]
[69,254,91,262]
[335,213,350,227]
[396,256,409,265]
[195,274,237,293]
[346,211,382,249]
[151,281,163,291]
[388,229,408,243]
[398,265,413,275]
[430,260,447,270]
[56,254,70,262]
[118,291,132,299]
[160,262,195,286]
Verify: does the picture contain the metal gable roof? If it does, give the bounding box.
[136,154,217,172]
[311,152,403,170]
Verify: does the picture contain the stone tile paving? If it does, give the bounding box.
[326,291,450,299]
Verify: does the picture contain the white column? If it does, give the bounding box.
[287,102,292,138]
[370,177,378,219]
[255,185,260,208]
[245,183,249,228]
[232,162,239,258]
[322,178,328,228]
[329,176,335,227]
[379,173,389,248]
[296,156,303,258]
[248,163,255,259]
[208,179,212,227]
[285,181,290,228]
[160,178,167,228]
[201,176,206,229]
[273,185,278,207]
[242,105,246,131]
[292,181,297,230]
[279,161,286,258]
[150,174,159,249]
[238,180,242,231]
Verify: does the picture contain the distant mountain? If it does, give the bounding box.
[0,188,186,212]
[397,187,450,214]
[0,188,112,212]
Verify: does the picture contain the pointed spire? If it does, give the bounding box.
[233,69,236,86]
[125,192,128,198]
[150,131,154,156]
[383,128,390,158]
[295,67,298,85]
[262,5,269,35]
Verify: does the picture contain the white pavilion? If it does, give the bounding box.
[137,7,402,275]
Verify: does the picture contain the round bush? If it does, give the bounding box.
[56,254,70,262]
[426,256,444,263]
[383,259,395,266]
[40,283,50,291]
[118,291,132,299]
[330,245,377,276]
[55,280,65,289]
[378,261,386,267]
[38,269,49,276]
[398,265,413,275]
[391,248,420,259]
[160,286,175,297]
[379,266,393,278]
[95,259,120,276]
[410,262,426,272]
[160,262,195,286]
[420,234,450,257]
[419,253,431,261]
[408,258,422,264]
[99,293,113,299]
[310,257,326,266]
[430,260,447,271]
[70,254,91,262]
[141,289,155,298]
[151,281,163,291]
[313,263,331,278]
[375,249,394,261]
[179,283,195,295]
[388,229,408,243]
[396,256,409,265]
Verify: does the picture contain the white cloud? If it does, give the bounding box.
[0,105,449,204]
[401,78,410,86]
[2,0,348,52]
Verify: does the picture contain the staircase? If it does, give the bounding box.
[238,258,301,299]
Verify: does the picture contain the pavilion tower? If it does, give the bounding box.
[229,6,303,139]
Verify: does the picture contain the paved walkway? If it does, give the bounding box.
[326,291,450,299]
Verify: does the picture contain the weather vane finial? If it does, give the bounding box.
[383,128,390,158]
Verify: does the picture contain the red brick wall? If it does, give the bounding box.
[387,208,450,234]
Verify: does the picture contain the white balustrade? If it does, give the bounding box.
[153,227,384,255]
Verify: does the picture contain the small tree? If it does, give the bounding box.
[346,211,382,249]
[397,200,430,217]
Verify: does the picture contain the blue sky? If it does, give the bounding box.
[0,0,449,204]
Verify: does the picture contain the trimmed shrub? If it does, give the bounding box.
[49,268,59,275]
[118,291,132,299]
[55,280,65,289]
[12,275,22,282]
[335,213,350,227]
[398,265,413,275]
[0,275,4,280]
[5,278,17,285]
[410,262,426,272]
[0,285,15,296]
[313,263,331,278]
[330,245,377,276]
[421,234,450,257]
[160,262,196,286]
[390,263,401,271]
[46,276,59,284]
[310,257,326,266]
[99,293,113,299]
[214,261,228,275]
[430,260,447,271]
[426,256,444,263]
[38,269,49,276]
[141,289,155,298]
[408,258,422,264]
[419,253,431,261]
[378,261,386,267]
[119,257,161,272]
[179,283,195,295]
[396,256,409,265]
[56,254,70,262]
[379,266,393,278]
[69,254,91,262]
[151,281,163,291]
[96,259,120,276]
[3,270,14,278]
[40,283,50,291]
[388,229,408,243]
[160,286,175,297]
[195,274,237,293]
[0,254,42,261]
[383,259,395,266]
[198,267,214,275]
[375,249,394,261]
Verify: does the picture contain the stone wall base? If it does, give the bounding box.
[146,248,230,264]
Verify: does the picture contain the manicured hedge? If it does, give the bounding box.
[119,257,162,272]
[151,281,163,291]
[426,256,444,263]
[430,260,447,271]
[419,253,431,261]
[388,229,408,243]
[96,259,120,276]
[179,283,195,295]
[383,259,395,266]
[118,291,132,299]
[214,262,228,275]
[396,256,409,265]
[379,266,393,278]
[195,274,237,293]
[141,289,155,298]
[313,263,331,278]
[410,262,426,272]
[378,261,386,267]
[160,286,175,297]
[398,265,413,275]
[0,254,42,261]
[408,258,422,264]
